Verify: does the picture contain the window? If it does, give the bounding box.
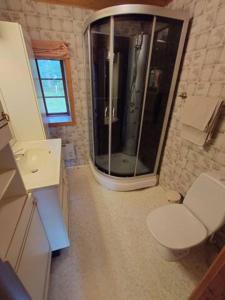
[36,59,69,116]
[32,40,75,126]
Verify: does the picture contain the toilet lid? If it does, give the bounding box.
[147,204,207,250]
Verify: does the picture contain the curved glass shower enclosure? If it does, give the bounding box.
[84,5,189,190]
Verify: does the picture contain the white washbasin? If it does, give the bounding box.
[18,148,53,174]
[13,139,61,191]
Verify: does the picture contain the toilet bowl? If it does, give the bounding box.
[147,173,225,261]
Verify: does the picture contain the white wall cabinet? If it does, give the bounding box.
[0,21,47,141]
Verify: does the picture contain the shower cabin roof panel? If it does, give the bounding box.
[84,4,189,31]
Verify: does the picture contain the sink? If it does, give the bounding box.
[18,148,53,174]
[13,139,61,190]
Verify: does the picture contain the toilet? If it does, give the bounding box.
[147,173,225,261]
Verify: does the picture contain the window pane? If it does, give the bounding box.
[46,97,68,114]
[42,79,65,97]
[37,59,62,79]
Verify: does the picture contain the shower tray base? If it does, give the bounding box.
[89,159,158,191]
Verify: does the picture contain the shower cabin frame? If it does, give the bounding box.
[84,5,189,191]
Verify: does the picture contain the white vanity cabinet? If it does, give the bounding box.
[13,139,70,252]
[33,162,70,251]
[0,113,51,300]
[17,204,51,300]
[5,195,51,300]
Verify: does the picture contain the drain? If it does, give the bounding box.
[31,169,39,173]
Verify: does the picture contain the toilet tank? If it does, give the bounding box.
[183,173,225,235]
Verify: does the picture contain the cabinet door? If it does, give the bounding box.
[0,21,46,141]
[34,187,70,251]
[0,91,13,150]
[17,206,50,300]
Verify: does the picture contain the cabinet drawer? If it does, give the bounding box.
[6,194,33,269]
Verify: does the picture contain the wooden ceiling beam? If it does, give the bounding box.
[35,0,171,10]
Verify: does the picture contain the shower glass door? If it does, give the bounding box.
[110,14,154,177]
[90,18,110,174]
[135,17,183,175]
[84,29,94,161]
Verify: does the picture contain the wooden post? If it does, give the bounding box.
[189,245,225,300]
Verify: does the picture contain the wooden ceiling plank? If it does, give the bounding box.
[35,0,169,10]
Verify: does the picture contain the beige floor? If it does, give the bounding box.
[48,165,213,300]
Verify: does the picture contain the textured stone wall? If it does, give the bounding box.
[1,0,225,183]
[0,0,93,166]
[159,0,225,195]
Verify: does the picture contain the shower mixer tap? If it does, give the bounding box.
[135,32,144,49]
[104,105,118,124]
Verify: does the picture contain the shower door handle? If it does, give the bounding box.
[104,106,109,125]
[104,106,108,117]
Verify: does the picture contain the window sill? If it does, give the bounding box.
[47,115,75,127]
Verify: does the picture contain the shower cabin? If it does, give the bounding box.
[84,5,189,191]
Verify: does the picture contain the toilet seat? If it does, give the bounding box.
[147,204,207,250]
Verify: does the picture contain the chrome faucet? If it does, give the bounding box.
[13,148,25,160]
